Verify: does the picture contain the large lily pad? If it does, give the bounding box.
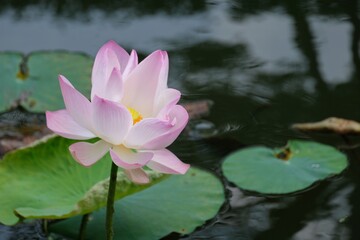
[0,136,165,226]
[0,51,93,112]
[222,140,348,194]
[51,167,225,239]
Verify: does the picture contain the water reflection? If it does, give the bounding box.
[0,0,207,19]
[1,0,360,239]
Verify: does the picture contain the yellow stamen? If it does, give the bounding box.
[127,107,143,125]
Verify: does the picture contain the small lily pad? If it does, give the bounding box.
[51,167,225,239]
[222,140,348,194]
[0,136,165,226]
[0,51,93,112]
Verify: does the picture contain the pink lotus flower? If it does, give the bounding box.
[46,41,190,184]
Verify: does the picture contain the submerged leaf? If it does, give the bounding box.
[222,140,348,194]
[182,100,213,119]
[0,136,165,225]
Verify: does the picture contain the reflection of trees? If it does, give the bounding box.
[231,0,359,19]
[345,2,360,240]
[229,0,281,20]
[175,0,360,125]
[170,41,304,146]
[170,0,360,145]
[170,41,261,124]
[170,41,255,74]
[230,0,360,87]
[347,0,360,79]
[284,1,326,89]
[0,0,206,19]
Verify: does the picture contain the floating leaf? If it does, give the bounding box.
[182,100,213,119]
[292,117,360,135]
[0,136,165,225]
[0,51,93,112]
[51,167,224,239]
[0,52,24,111]
[222,140,347,194]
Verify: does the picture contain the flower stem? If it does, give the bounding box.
[106,162,118,240]
[78,213,90,240]
[42,219,48,235]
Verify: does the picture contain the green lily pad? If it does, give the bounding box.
[0,51,93,112]
[222,140,348,194]
[0,136,165,226]
[0,52,24,111]
[51,167,225,239]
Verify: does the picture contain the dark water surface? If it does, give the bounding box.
[1,0,360,239]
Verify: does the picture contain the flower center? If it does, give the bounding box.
[127,107,143,125]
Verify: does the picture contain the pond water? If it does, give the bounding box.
[1,0,360,239]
